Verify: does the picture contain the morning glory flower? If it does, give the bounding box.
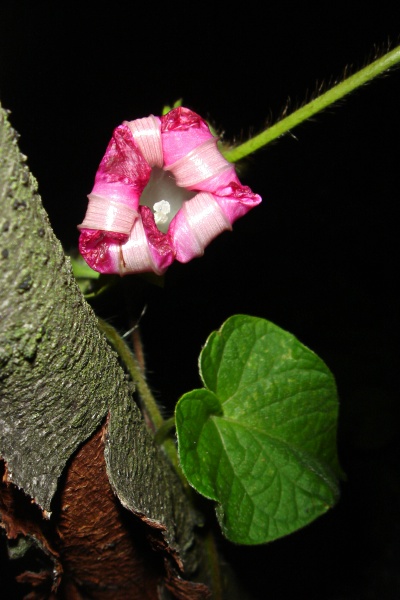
[78,107,261,275]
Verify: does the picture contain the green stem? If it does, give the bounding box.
[97,318,188,489]
[224,45,400,163]
[98,318,164,430]
[98,321,228,595]
[153,416,176,445]
[204,528,223,600]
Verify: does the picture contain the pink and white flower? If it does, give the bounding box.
[78,107,261,275]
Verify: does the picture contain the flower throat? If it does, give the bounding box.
[139,167,196,233]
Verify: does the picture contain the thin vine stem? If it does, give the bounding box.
[154,416,176,445]
[223,45,400,163]
[97,318,164,430]
[97,318,188,490]
[97,318,224,594]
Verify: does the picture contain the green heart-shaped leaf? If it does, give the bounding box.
[175,315,342,544]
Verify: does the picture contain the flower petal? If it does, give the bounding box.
[161,107,214,165]
[91,123,151,210]
[139,206,175,273]
[79,194,138,235]
[181,166,262,225]
[112,216,164,275]
[78,229,126,274]
[124,115,163,168]
[213,181,262,224]
[169,192,231,263]
[164,138,231,188]
[79,213,174,276]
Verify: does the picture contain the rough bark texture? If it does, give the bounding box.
[0,103,112,511]
[0,104,212,597]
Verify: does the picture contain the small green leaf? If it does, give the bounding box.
[70,254,101,280]
[69,253,120,298]
[161,98,183,115]
[175,315,342,545]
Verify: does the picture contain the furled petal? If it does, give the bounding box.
[90,123,151,208]
[78,229,126,274]
[111,209,173,275]
[78,123,152,273]
[79,194,138,235]
[161,107,261,227]
[169,192,232,263]
[78,123,151,234]
[124,115,163,168]
[164,138,231,188]
[79,211,174,276]
[138,207,175,273]
[162,107,232,189]
[161,107,212,164]
[213,181,262,224]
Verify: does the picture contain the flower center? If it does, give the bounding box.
[139,167,196,233]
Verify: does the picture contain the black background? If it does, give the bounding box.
[1,3,399,599]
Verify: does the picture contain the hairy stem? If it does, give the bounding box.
[97,318,188,489]
[97,318,164,430]
[224,45,400,163]
[154,417,176,445]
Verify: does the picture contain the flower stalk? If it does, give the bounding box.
[97,318,189,490]
[223,44,400,163]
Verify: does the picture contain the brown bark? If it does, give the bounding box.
[56,423,161,599]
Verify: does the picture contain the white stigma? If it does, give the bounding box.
[153,200,171,227]
[139,167,196,233]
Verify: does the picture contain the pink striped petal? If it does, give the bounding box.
[93,123,151,211]
[169,192,231,263]
[161,107,214,165]
[180,166,262,224]
[165,138,231,188]
[111,217,162,275]
[78,194,138,235]
[188,163,240,193]
[125,115,163,168]
[79,216,174,276]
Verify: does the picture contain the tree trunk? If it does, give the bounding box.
[0,103,224,598]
